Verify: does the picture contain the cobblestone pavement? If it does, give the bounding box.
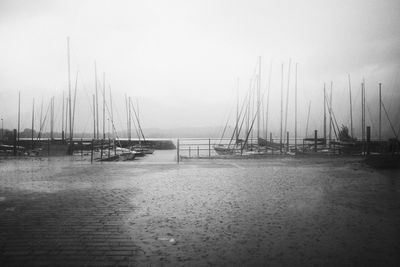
[0,155,399,266]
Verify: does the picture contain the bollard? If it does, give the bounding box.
[314,130,318,152]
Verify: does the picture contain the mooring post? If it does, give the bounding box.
[108,138,111,158]
[208,139,211,158]
[314,130,318,152]
[197,146,199,158]
[176,139,180,163]
[13,129,17,156]
[270,132,273,155]
[48,138,50,156]
[287,131,289,152]
[90,139,93,163]
[81,138,83,157]
[366,126,371,155]
[189,146,191,158]
[100,139,103,160]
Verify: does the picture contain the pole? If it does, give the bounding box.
[95,61,99,139]
[177,139,180,163]
[379,83,382,141]
[314,130,318,152]
[305,101,311,138]
[61,91,64,141]
[67,37,72,143]
[209,138,211,158]
[323,83,326,145]
[366,126,371,155]
[90,139,93,163]
[1,118,3,141]
[18,91,20,144]
[280,63,283,153]
[287,131,289,152]
[348,74,353,138]
[257,56,261,142]
[31,98,34,150]
[294,63,297,154]
[103,72,106,140]
[284,59,291,139]
[329,81,332,146]
[13,129,17,156]
[93,94,96,139]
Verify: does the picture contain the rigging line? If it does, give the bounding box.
[324,93,339,139]
[381,101,398,139]
[129,99,146,143]
[37,100,51,140]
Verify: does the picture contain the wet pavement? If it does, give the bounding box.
[0,153,399,266]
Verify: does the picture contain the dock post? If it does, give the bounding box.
[114,139,116,155]
[108,138,111,158]
[13,129,17,156]
[314,130,318,152]
[197,146,199,158]
[177,139,180,163]
[48,138,50,156]
[287,131,289,152]
[209,139,211,158]
[366,126,371,155]
[100,139,103,160]
[189,146,191,158]
[270,132,273,155]
[90,139,93,163]
[81,138,83,157]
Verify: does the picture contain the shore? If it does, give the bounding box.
[0,154,399,266]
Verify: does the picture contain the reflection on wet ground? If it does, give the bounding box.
[0,153,399,266]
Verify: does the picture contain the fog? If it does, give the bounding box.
[0,0,399,139]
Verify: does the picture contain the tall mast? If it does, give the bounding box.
[31,98,34,148]
[257,56,261,141]
[361,81,364,142]
[18,91,20,143]
[323,83,326,144]
[67,37,72,142]
[284,59,291,139]
[128,97,132,143]
[61,91,64,140]
[72,71,78,139]
[94,61,99,139]
[379,83,382,141]
[329,81,332,143]
[103,72,106,140]
[109,85,114,139]
[236,78,239,143]
[93,94,96,139]
[50,96,54,140]
[306,101,311,138]
[280,63,283,152]
[348,74,353,138]
[265,60,272,140]
[294,63,298,154]
[39,99,43,139]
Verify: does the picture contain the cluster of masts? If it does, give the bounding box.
[215,56,398,155]
[13,37,147,149]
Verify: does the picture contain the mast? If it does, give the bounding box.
[361,81,365,142]
[31,98,34,149]
[94,61,99,139]
[93,94,96,139]
[280,63,283,152]
[348,74,353,138]
[265,60,272,140]
[257,56,261,141]
[109,85,114,138]
[18,91,20,143]
[67,37,72,143]
[39,99,43,139]
[323,83,326,144]
[50,96,54,140]
[72,71,78,139]
[294,63,298,154]
[103,72,106,140]
[379,83,381,141]
[329,81,332,144]
[284,59,291,139]
[61,91,64,140]
[306,101,311,138]
[236,78,239,143]
[128,97,132,143]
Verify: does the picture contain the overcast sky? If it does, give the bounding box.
[0,0,399,138]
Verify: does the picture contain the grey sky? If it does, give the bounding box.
[0,0,399,138]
